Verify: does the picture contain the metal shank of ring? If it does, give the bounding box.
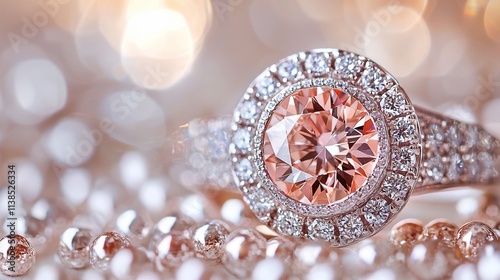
[172,109,500,194]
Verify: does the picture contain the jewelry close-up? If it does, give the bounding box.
[2,1,500,279]
[175,48,500,246]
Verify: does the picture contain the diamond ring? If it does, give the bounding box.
[173,48,500,246]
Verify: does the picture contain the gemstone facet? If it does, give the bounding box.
[262,86,380,205]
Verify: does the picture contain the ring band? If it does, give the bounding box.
[171,49,500,246]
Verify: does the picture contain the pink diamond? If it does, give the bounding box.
[262,86,380,205]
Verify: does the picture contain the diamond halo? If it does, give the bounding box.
[230,49,422,246]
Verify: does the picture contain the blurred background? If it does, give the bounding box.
[0,0,500,276]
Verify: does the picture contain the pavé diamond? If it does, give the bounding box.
[392,117,417,143]
[244,186,275,216]
[305,53,330,75]
[262,86,380,205]
[308,218,335,241]
[363,198,390,228]
[382,173,408,202]
[277,60,300,80]
[275,209,303,237]
[235,158,253,181]
[338,214,363,240]
[361,66,388,94]
[255,75,277,100]
[380,89,407,118]
[335,53,362,78]
[392,147,417,172]
[233,129,251,153]
[239,100,259,121]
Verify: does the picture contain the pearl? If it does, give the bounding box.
[154,232,194,271]
[389,219,423,248]
[58,227,94,269]
[221,228,266,278]
[0,234,36,276]
[89,232,131,271]
[454,221,498,261]
[192,220,230,261]
[420,219,457,248]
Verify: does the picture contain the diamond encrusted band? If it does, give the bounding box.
[171,49,500,246]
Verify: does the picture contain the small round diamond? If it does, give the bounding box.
[363,198,390,228]
[235,158,253,181]
[380,89,407,118]
[361,66,389,94]
[232,129,251,153]
[255,75,277,100]
[304,53,330,75]
[277,60,300,80]
[338,214,363,240]
[335,53,362,78]
[392,117,418,143]
[274,209,304,237]
[392,147,417,172]
[262,86,380,205]
[308,219,335,241]
[382,173,409,202]
[426,157,445,182]
[244,187,275,219]
[239,100,259,121]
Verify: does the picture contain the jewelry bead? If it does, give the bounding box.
[4,215,48,254]
[110,247,150,279]
[154,232,194,271]
[192,220,230,261]
[266,236,296,264]
[221,228,266,278]
[58,227,94,269]
[452,263,479,280]
[389,219,423,248]
[113,208,153,245]
[454,221,498,261]
[89,232,131,271]
[0,234,36,276]
[252,257,288,280]
[420,219,457,248]
[148,215,195,250]
[345,239,396,275]
[176,258,230,280]
[407,240,459,279]
[293,240,342,277]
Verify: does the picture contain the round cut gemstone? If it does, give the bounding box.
[262,86,380,205]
